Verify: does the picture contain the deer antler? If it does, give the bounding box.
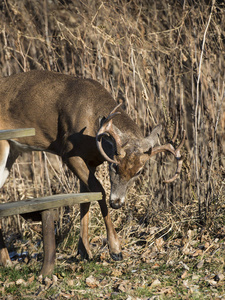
[96,103,123,164]
[150,121,186,183]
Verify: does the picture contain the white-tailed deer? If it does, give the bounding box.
[0,70,185,264]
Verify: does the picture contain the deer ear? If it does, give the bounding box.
[99,116,106,127]
[141,124,162,154]
[98,116,125,156]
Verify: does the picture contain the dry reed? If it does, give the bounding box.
[0,0,224,254]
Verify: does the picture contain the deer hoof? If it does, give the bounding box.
[110,252,123,261]
[77,249,93,260]
[77,238,93,260]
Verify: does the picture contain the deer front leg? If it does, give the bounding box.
[66,156,122,261]
[98,198,123,261]
[79,183,122,260]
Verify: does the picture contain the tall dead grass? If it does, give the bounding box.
[0,0,225,248]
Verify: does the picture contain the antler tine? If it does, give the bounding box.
[96,103,123,164]
[163,154,183,183]
[109,103,122,116]
[101,103,122,126]
[96,132,118,164]
[98,103,122,132]
[150,127,185,183]
[165,129,186,183]
[176,130,186,152]
[171,120,179,143]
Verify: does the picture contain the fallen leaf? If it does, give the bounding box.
[149,252,158,259]
[149,226,159,235]
[155,238,164,250]
[192,274,200,281]
[16,278,26,286]
[117,283,126,293]
[187,229,195,240]
[206,279,217,286]
[196,259,204,269]
[152,263,160,269]
[52,274,58,284]
[181,270,188,279]
[179,261,190,271]
[111,269,123,277]
[183,279,190,288]
[90,236,100,244]
[192,249,203,257]
[100,252,107,261]
[38,274,43,283]
[158,287,174,295]
[141,249,151,262]
[59,292,73,299]
[86,275,99,288]
[116,280,131,293]
[150,279,161,288]
[44,277,52,289]
[24,257,29,264]
[204,241,210,249]
[182,245,193,255]
[67,279,74,286]
[4,281,14,288]
[28,275,35,283]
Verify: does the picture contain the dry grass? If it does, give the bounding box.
[0,0,225,280]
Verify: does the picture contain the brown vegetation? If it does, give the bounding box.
[0,0,225,298]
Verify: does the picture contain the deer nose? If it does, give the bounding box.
[109,197,125,209]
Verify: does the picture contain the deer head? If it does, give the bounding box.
[96,104,185,209]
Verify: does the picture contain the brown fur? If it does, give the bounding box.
[0,70,164,263]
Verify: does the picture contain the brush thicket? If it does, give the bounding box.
[0,1,224,255]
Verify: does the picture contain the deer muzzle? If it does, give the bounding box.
[109,194,125,209]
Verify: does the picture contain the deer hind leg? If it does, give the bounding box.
[0,141,20,266]
[0,140,10,189]
[0,141,11,266]
[65,156,122,261]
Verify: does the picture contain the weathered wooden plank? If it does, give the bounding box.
[0,128,35,140]
[40,209,56,276]
[0,193,102,218]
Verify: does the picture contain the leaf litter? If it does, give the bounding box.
[0,222,225,299]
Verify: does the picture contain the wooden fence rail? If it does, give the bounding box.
[0,128,102,275]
